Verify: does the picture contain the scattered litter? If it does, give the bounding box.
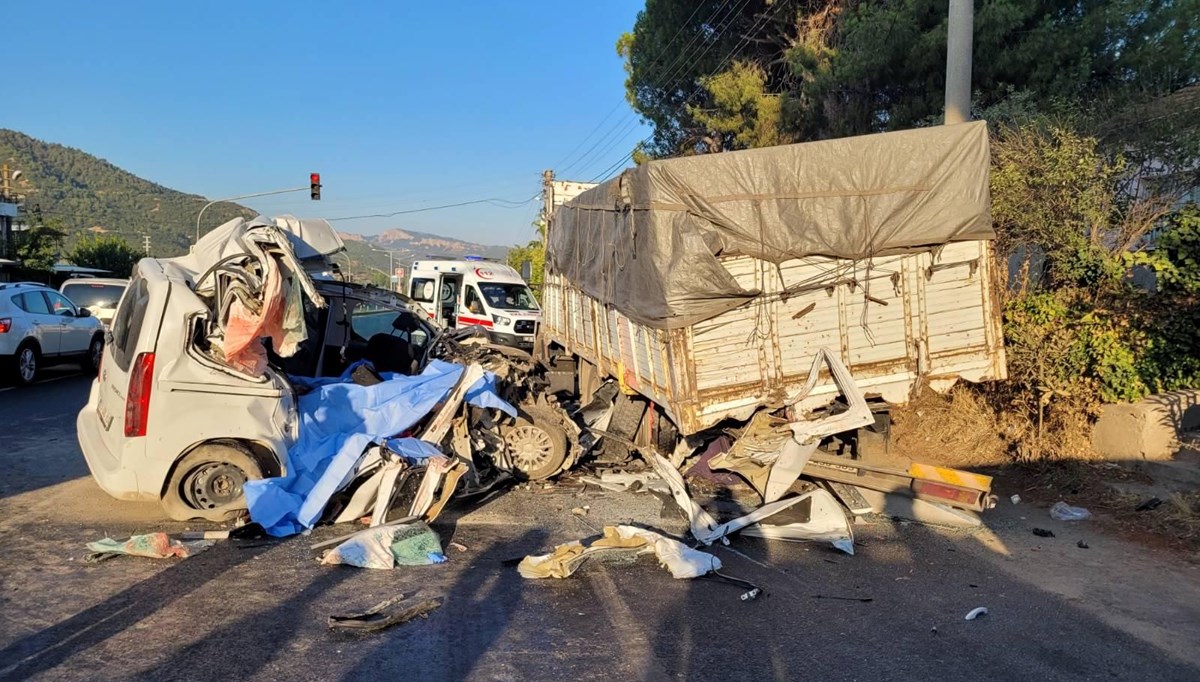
[85,533,212,560]
[1049,501,1092,521]
[448,542,469,553]
[178,530,230,541]
[1136,497,1164,512]
[518,525,720,580]
[964,607,988,621]
[1010,495,1021,505]
[571,506,590,517]
[931,626,938,635]
[812,595,874,603]
[1032,528,1055,538]
[320,522,446,569]
[650,452,855,554]
[1077,540,1090,549]
[328,595,443,632]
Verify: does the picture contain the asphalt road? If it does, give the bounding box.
[1,376,1199,681]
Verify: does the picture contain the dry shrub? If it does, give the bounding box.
[890,385,1007,467]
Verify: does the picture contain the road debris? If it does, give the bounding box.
[1077,540,1090,549]
[1049,501,1092,521]
[448,541,469,553]
[1032,528,1055,538]
[243,360,515,537]
[1010,495,1021,505]
[571,506,589,516]
[812,595,874,603]
[651,452,855,554]
[964,607,989,621]
[320,522,447,569]
[518,525,720,580]
[1136,497,1164,512]
[328,595,443,633]
[85,532,213,561]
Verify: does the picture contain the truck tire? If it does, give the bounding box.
[161,443,266,522]
[600,392,646,463]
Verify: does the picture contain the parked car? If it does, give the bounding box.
[0,281,105,385]
[60,278,129,329]
[77,216,569,521]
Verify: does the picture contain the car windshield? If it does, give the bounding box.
[478,282,538,311]
[62,283,126,309]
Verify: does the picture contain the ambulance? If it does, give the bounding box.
[406,256,541,350]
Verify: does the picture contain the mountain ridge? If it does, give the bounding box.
[0,129,509,275]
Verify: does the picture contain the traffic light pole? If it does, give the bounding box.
[194,185,309,243]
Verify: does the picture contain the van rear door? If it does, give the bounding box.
[95,269,165,444]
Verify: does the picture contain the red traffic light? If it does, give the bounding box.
[310,173,320,185]
[310,172,321,200]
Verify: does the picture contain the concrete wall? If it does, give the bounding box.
[1092,390,1200,460]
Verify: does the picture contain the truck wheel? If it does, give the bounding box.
[10,342,40,386]
[161,443,265,522]
[504,407,568,481]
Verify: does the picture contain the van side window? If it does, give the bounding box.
[464,286,484,315]
[410,278,435,303]
[110,276,150,372]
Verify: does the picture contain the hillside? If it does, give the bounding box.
[338,229,508,288]
[0,129,255,256]
[0,129,510,273]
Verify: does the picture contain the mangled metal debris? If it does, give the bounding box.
[328,595,443,633]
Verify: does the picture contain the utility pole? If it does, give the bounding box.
[0,165,17,259]
[944,0,974,124]
[143,234,152,256]
[541,170,554,242]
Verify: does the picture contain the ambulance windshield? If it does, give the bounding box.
[479,282,538,311]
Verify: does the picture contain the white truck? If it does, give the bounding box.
[538,122,1007,452]
[406,257,542,351]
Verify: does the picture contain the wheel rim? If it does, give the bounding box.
[18,349,35,383]
[182,463,248,510]
[505,425,555,470]
[90,340,102,368]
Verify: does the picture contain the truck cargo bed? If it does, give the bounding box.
[542,240,1006,435]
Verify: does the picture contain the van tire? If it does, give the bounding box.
[503,406,568,481]
[161,443,265,522]
[9,342,40,386]
[83,334,104,375]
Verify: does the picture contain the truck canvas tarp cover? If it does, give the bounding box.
[546,121,992,330]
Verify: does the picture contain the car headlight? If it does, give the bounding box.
[492,314,511,326]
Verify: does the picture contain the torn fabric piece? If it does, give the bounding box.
[278,273,308,356]
[244,360,515,537]
[518,525,720,580]
[86,533,213,560]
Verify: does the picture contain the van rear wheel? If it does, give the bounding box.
[161,444,264,522]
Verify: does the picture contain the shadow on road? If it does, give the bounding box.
[0,543,262,681]
[335,528,547,682]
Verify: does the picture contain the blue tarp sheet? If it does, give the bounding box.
[244,360,515,537]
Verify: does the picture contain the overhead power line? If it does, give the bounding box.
[326,194,539,222]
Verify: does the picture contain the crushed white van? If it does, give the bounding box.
[406,258,541,351]
[77,217,571,522]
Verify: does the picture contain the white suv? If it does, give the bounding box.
[0,281,105,385]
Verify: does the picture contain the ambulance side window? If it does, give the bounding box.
[464,286,485,315]
[411,278,435,303]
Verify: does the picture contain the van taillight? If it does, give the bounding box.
[0,318,10,333]
[124,352,155,437]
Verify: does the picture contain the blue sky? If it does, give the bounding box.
[5,1,649,246]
